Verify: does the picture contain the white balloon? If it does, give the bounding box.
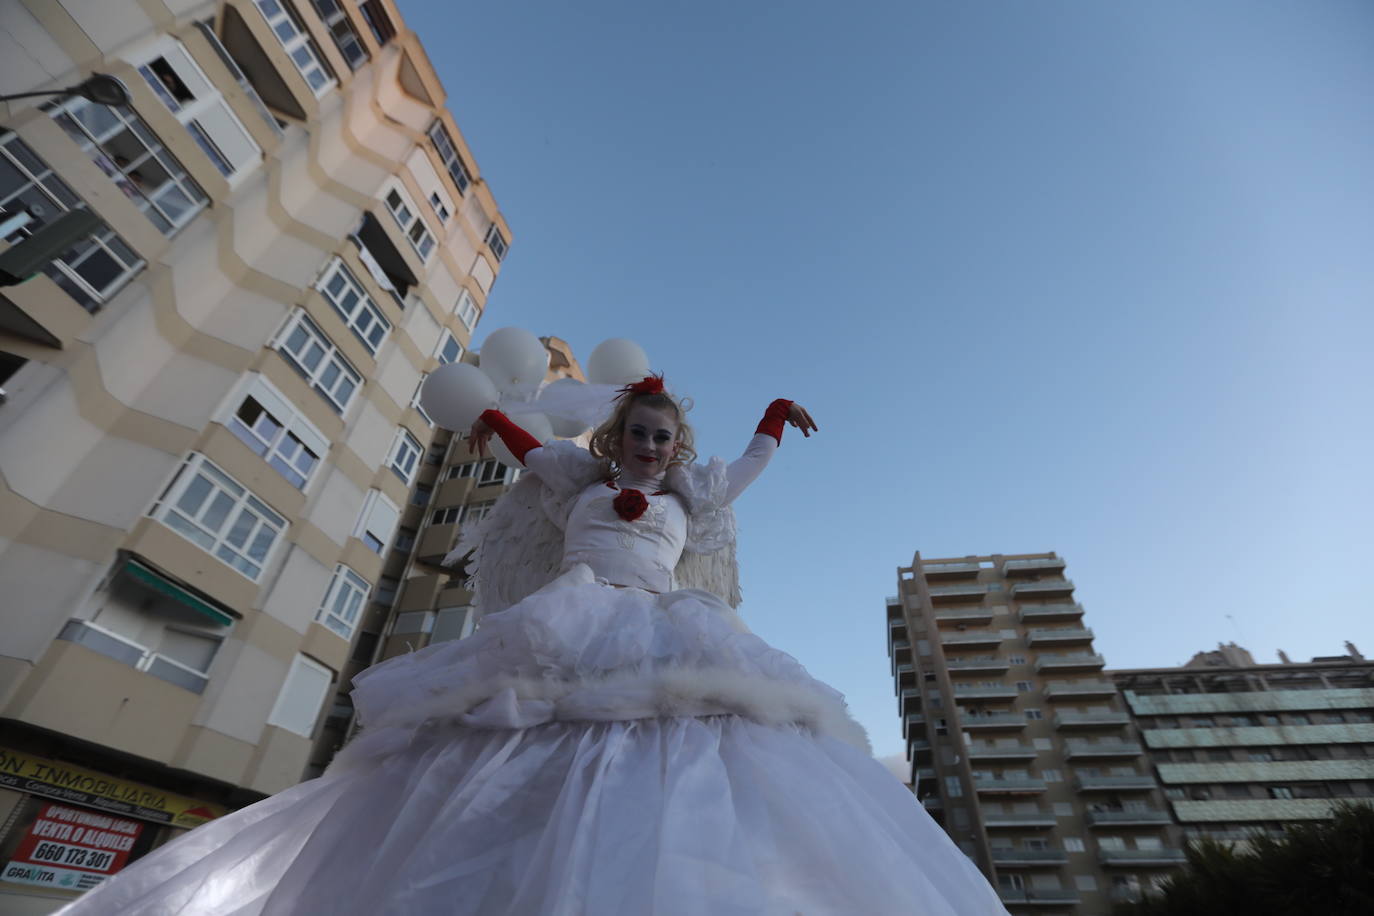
[538,377,594,437]
[587,338,650,385]
[419,363,499,431]
[478,327,549,395]
[489,412,552,469]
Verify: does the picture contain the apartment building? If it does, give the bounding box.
[306,337,586,775]
[1111,642,1374,849]
[0,2,507,910]
[888,552,1180,915]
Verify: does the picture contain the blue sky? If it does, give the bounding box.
[400,0,1374,759]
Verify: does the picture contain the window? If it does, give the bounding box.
[484,223,508,261]
[462,501,495,524]
[316,258,390,355]
[49,98,207,235]
[135,40,261,181]
[425,441,446,466]
[427,121,472,194]
[374,575,399,605]
[411,483,432,507]
[1008,655,1026,664]
[1025,709,1043,720]
[410,375,435,426]
[275,310,363,413]
[1041,769,1061,783]
[1269,786,1294,799]
[435,330,463,365]
[453,459,508,486]
[394,527,417,553]
[383,186,435,259]
[1289,713,1310,725]
[353,490,399,553]
[428,191,450,222]
[388,429,423,484]
[1224,784,1252,798]
[0,132,143,311]
[225,375,328,489]
[308,0,368,69]
[252,0,335,96]
[431,506,460,526]
[316,565,370,638]
[455,289,480,330]
[150,454,287,580]
[267,654,333,737]
[1015,681,1032,692]
[1063,837,1085,853]
[431,606,475,643]
[358,0,397,44]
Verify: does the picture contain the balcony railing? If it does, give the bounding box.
[1011,579,1075,596]
[1003,557,1066,575]
[941,630,1003,647]
[997,888,1082,906]
[960,712,1027,730]
[1027,627,1095,646]
[983,812,1058,829]
[953,685,1021,699]
[927,583,989,602]
[973,776,1047,794]
[934,606,995,624]
[1035,653,1106,673]
[922,561,982,578]
[1044,679,1117,699]
[946,656,1010,674]
[967,743,1038,760]
[1054,711,1131,729]
[1064,740,1144,759]
[1087,807,1172,827]
[1075,774,1158,792]
[1018,603,1084,622]
[1098,847,1187,867]
[990,848,1069,866]
[58,620,211,694]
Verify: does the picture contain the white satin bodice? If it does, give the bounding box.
[561,480,688,593]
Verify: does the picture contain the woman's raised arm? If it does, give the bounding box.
[724,399,818,504]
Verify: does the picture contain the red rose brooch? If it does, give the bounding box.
[612,488,650,522]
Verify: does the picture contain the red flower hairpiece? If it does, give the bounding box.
[616,374,665,400]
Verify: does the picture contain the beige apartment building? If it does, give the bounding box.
[0,1,508,910]
[306,337,586,775]
[1110,642,1374,848]
[888,552,1181,914]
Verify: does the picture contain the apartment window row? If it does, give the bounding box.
[308,0,369,70]
[430,501,494,527]
[316,257,391,355]
[276,310,363,413]
[50,97,207,236]
[383,186,435,259]
[0,132,143,311]
[137,40,262,182]
[252,0,335,96]
[426,121,472,195]
[358,0,396,45]
[224,374,329,491]
[446,459,510,486]
[151,454,288,580]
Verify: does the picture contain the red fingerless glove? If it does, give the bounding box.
[755,399,793,445]
[479,409,541,464]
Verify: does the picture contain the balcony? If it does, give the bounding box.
[899,686,922,715]
[997,889,1081,906]
[895,662,915,685]
[967,743,1038,761]
[1053,711,1131,730]
[1035,653,1106,673]
[934,606,995,626]
[953,684,1021,701]
[959,712,1026,731]
[1075,774,1158,792]
[1064,740,1144,760]
[990,848,1069,867]
[1098,847,1187,867]
[1044,679,1117,700]
[1011,579,1074,598]
[1018,603,1084,623]
[941,630,1003,649]
[946,656,1010,675]
[921,560,982,579]
[1003,557,1066,576]
[414,521,459,565]
[903,712,926,740]
[1087,807,1172,827]
[974,776,1047,795]
[908,737,932,757]
[983,812,1057,829]
[927,583,989,603]
[1027,627,1095,648]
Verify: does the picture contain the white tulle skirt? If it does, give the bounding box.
[58,566,1007,916]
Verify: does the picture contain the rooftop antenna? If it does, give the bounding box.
[1225,614,1247,646]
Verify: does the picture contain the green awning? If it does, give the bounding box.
[122,560,235,627]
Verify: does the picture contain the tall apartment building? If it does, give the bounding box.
[1111,642,1374,850]
[888,552,1181,914]
[306,337,586,774]
[0,2,507,910]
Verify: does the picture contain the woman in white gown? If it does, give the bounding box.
[59,378,1008,916]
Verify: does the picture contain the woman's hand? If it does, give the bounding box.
[468,416,493,457]
[787,403,819,438]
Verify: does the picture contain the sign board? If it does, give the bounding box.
[2,803,144,892]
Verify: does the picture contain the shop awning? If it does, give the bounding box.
[122,559,235,627]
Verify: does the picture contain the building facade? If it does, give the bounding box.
[888,552,1181,914]
[1111,642,1374,850]
[0,1,507,910]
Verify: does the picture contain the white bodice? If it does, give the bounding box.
[561,481,688,593]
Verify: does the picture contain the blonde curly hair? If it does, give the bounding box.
[588,389,696,478]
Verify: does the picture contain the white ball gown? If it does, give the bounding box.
[57,436,1009,916]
